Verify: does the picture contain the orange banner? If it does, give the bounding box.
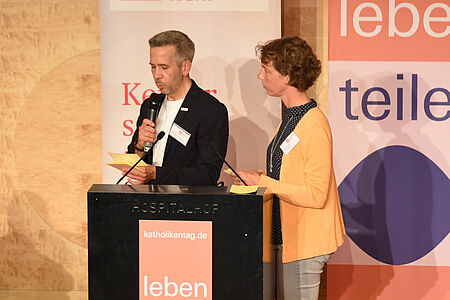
[329,0,450,61]
[328,264,450,299]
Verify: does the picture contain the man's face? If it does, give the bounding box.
[257,61,289,97]
[149,45,184,97]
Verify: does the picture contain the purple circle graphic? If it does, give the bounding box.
[339,145,450,265]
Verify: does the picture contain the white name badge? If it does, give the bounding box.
[280,132,300,155]
[169,123,191,146]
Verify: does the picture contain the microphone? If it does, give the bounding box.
[209,138,248,186]
[116,131,165,184]
[144,98,162,152]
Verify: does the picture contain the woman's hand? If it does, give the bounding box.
[231,170,261,186]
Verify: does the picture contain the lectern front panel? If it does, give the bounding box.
[88,184,263,300]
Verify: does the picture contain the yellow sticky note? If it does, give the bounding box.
[230,185,258,194]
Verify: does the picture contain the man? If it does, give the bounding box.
[125,30,229,186]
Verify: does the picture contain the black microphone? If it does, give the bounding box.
[116,131,165,184]
[209,138,248,186]
[144,98,162,152]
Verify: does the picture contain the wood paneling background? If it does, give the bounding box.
[283,0,328,113]
[0,1,101,299]
[282,1,328,298]
[0,1,328,298]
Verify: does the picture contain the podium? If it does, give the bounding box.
[88,184,264,299]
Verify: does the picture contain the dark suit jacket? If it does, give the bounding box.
[127,80,229,186]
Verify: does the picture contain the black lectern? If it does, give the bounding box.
[88,184,263,300]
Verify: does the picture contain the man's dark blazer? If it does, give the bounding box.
[127,80,229,186]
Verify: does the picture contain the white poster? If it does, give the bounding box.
[99,0,281,184]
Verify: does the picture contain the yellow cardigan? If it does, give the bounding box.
[258,107,345,263]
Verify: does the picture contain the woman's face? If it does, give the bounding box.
[257,61,289,97]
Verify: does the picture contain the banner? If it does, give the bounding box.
[99,0,281,184]
[328,0,450,299]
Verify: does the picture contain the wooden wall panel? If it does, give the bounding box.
[282,0,328,114]
[0,1,101,299]
[282,1,329,299]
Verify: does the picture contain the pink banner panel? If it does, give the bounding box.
[139,220,212,299]
[329,0,450,61]
[328,265,450,300]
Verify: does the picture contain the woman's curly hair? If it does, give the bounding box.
[256,36,321,92]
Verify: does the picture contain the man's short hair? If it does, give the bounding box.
[148,30,195,65]
[256,36,321,92]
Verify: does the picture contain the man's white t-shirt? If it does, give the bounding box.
[152,96,184,167]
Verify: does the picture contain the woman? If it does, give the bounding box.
[233,36,345,300]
